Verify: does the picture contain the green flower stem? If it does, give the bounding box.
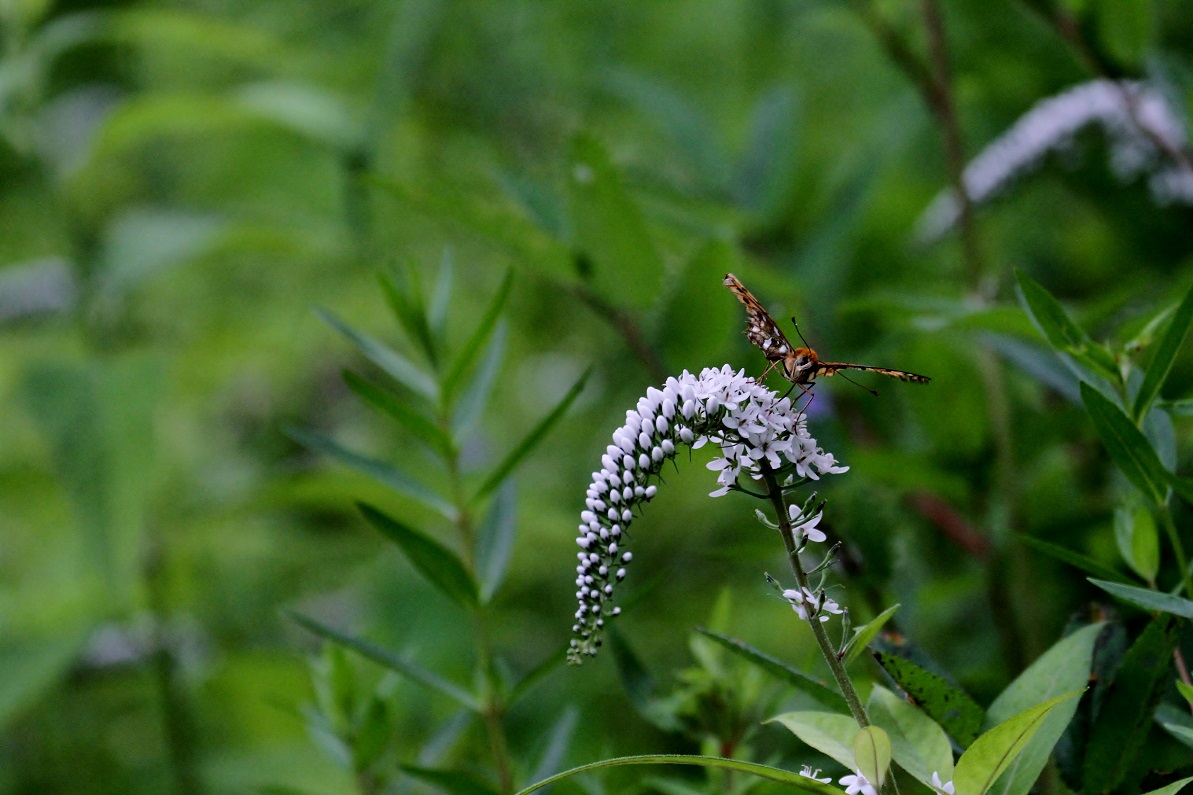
[762,469,870,729]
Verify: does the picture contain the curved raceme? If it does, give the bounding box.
[568,365,848,664]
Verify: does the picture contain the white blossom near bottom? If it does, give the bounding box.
[782,586,844,624]
[839,769,878,795]
[799,765,832,784]
[568,366,848,664]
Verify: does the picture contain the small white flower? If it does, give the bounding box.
[790,505,827,543]
[839,769,878,795]
[799,765,832,784]
[931,771,955,795]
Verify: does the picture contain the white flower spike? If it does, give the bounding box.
[568,366,847,664]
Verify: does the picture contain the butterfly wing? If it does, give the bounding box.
[723,273,800,378]
[815,362,932,384]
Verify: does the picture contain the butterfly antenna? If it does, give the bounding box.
[839,371,879,397]
[789,316,813,348]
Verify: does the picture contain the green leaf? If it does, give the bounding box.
[1134,282,1193,421]
[1015,270,1119,384]
[380,268,438,369]
[867,685,954,787]
[872,652,984,747]
[853,726,892,789]
[316,308,438,400]
[442,269,513,406]
[983,624,1102,795]
[400,765,502,795]
[767,711,859,769]
[473,368,591,501]
[1084,613,1180,791]
[342,370,452,458]
[529,708,578,785]
[565,132,664,309]
[287,427,456,520]
[1113,506,1159,583]
[1140,777,1193,795]
[234,80,360,149]
[1162,723,1193,749]
[954,691,1082,795]
[290,613,479,710]
[844,604,901,664]
[1158,397,1193,416]
[475,479,517,604]
[450,321,505,441]
[1017,535,1127,584]
[428,251,454,340]
[1080,382,1168,505]
[695,628,848,711]
[1087,578,1193,618]
[1177,680,1193,705]
[357,502,478,609]
[0,629,93,727]
[513,754,844,795]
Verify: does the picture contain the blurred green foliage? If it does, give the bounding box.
[2,0,1193,793]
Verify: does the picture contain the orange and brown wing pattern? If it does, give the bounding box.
[723,273,798,375]
[814,362,932,384]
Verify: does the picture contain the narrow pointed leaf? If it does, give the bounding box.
[1178,680,1193,705]
[1084,613,1180,791]
[342,370,452,457]
[429,251,454,339]
[1087,578,1193,618]
[768,711,859,769]
[316,308,437,399]
[513,754,843,795]
[290,613,479,710]
[1162,723,1193,749]
[357,502,478,609]
[872,652,984,747]
[442,269,513,404]
[1134,282,1193,420]
[1114,507,1159,584]
[475,479,517,603]
[473,367,591,500]
[529,707,578,784]
[1015,270,1119,383]
[1017,535,1127,583]
[450,321,505,441]
[983,624,1102,795]
[954,691,1082,795]
[1080,382,1167,505]
[380,269,438,368]
[844,604,901,664]
[287,427,455,520]
[695,628,847,711]
[853,726,892,788]
[867,685,954,787]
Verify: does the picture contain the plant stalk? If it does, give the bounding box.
[762,470,869,728]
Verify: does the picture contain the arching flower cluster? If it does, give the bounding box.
[568,366,848,664]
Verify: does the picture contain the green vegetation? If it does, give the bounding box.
[3,1,1193,793]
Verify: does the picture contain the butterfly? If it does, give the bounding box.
[723,273,931,393]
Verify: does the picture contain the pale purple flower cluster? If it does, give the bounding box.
[568,366,848,664]
[918,79,1193,241]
